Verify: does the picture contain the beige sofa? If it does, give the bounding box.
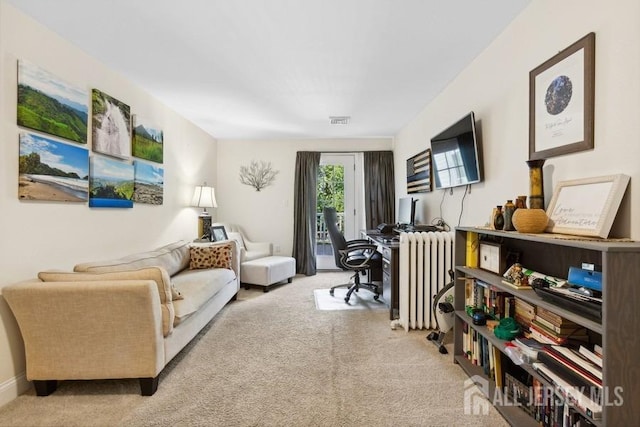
[3,239,239,396]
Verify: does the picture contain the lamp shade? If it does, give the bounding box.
[191,185,217,209]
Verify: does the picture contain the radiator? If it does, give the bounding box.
[398,231,455,331]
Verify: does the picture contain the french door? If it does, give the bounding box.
[316,153,362,270]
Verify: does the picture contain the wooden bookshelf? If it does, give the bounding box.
[453,227,640,426]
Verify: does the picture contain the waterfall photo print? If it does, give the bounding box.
[17,60,89,144]
[91,89,131,158]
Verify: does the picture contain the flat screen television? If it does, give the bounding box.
[430,112,482,190]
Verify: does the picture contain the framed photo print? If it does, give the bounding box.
[529,32,595,160]
[210,225,228,242]
[546,174,629,238]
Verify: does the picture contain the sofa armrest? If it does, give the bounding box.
[243,240,273,256]
[3,280,165,381]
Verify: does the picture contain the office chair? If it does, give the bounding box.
[323,207,382,304]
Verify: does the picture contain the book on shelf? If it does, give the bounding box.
[550,345,602,382]
[528,322,589,345]
[578,345,603,368]
[532,362,602,421]
[539,347,602,388]
[536,306,567,325]
[531,318,588,338]
[533,315,584,335]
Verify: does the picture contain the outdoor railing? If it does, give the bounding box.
[316,211,344,255]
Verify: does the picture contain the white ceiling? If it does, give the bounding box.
[6,0,531,140]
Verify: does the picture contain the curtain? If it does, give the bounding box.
[292,151,321,275]
[364,151,395,230]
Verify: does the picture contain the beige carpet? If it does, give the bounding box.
[0,272,508,427]
[313,287,387,311]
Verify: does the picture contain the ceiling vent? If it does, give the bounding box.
[329,116,350,125]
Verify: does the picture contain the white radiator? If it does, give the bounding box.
[398,231,455,331]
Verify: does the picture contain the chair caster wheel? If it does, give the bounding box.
[373,295,379,301]
[344,297,350,303]
[439,346,448,355]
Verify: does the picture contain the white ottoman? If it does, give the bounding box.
[241,256,296,292]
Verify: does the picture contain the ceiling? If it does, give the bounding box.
[6,0,531,140]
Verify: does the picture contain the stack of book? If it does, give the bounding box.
[534,344,603,421]
[514,298,536,329]
[529,307,588,345]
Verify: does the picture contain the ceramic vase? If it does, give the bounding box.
[492,205,504,230]
[503,200,516,231]
[526,159,545,209]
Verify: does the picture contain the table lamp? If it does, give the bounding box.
[191,183,217,240]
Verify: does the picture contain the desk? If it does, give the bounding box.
[363,231,399,320]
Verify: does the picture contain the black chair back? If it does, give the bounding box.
[323,207,347,269]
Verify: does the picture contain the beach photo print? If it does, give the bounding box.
[18,132,89,202]
[17,60,89,144]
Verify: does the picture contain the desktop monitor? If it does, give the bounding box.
[397,197,417,226]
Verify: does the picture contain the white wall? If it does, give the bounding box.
[394,0,640,238]
[216,139,391,256]
[0,3,218,405]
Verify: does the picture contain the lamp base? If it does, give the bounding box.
[198,215,212,240]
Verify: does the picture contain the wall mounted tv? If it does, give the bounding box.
[430,111,483,190]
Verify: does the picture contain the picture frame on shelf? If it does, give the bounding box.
[478,241,506,275]
[545,174,630,238]
[210,225,228,242]
[529,32,595,160]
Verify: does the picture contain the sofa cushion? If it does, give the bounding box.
[189,244,233,270]
[38,267,176,337]
[171,268,237,324]
[73,241,190,278]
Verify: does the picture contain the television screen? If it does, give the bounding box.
[430,112,482,190]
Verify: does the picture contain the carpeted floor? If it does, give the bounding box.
[313,286,387,311]
[0,272,508,426]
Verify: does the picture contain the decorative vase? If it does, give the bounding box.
[512,208,548,233]
[493,205,504,230]
[503,200,516,231]
[527,159,545,209]
[515,195,527,210]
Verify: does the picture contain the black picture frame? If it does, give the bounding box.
[210,225,228,242]
[529,32,595,160]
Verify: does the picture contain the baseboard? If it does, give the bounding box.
[0,372,30,408]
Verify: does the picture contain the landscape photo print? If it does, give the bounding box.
[17,60,89,144]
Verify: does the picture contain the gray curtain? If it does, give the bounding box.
[364,151,395,229]
[292,151,321,275]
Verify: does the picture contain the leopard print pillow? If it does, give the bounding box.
[189,244,232,270]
